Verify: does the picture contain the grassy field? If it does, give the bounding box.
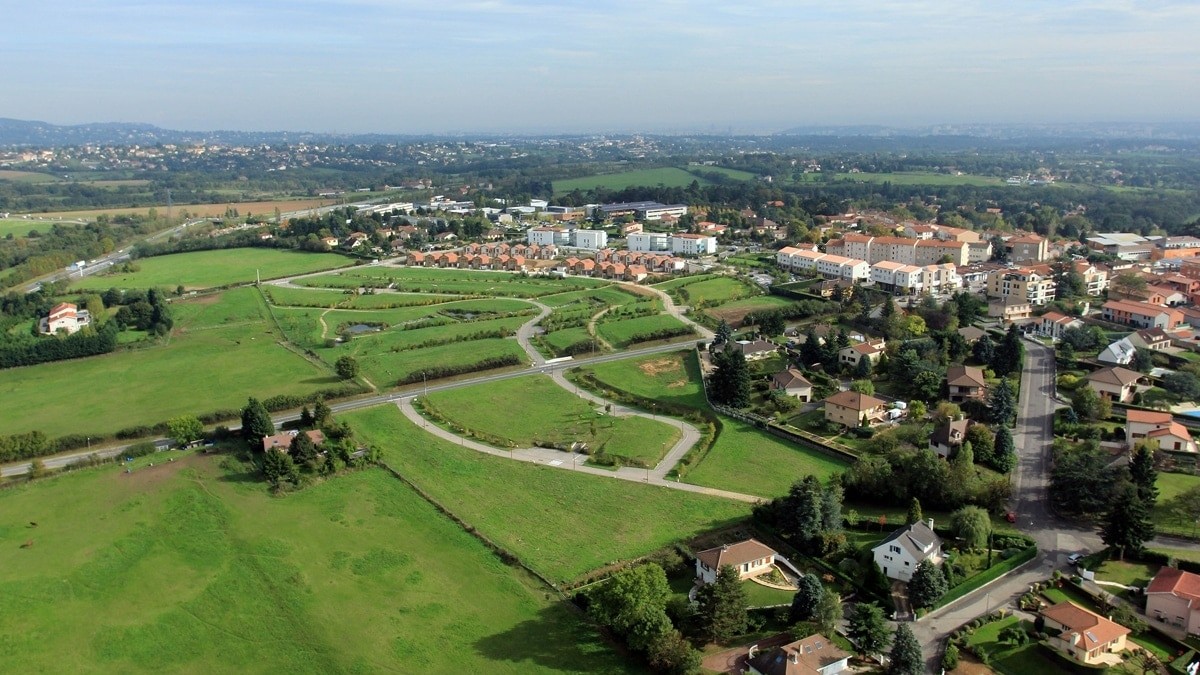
[0,288,338,437]
[576,350,710,410]
[421,376,680,465]
[299,266,607,297]
[666,276,756,306]
[33,197,337,220]
[1154,472,1200,537]
[705,295,797,326]
[264,284,466,309]
[72,249,354,291]
[0,169,60,183]
[596,314,693,348]
[0,455,634,673]
[347,405,753,584]
[0,217,71,237]
[832,171,1006,187]
[553,167,710,194]
[688,166,757,181]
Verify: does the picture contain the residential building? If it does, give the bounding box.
[1006,233,1049,263]
[569,229,608,250]
[823,390,888,428]
[626,232,670,252]
[771,369,814,402]
[261,429,326,454]
[1086,367,1143,403]
[1098,336,1137,366]
[599,201,687,221]
[733,339,777,361]
[1072,261,1110,296]
[945,365,988,403]
[838,341,885,369]
[670,233,717,256]
[814,254,869,282]
[986,268,1056,305]
[1146,567,1200,635]
[694,539,776,585]
[987,299,1033,323]
[527,226,568,246]
[872,519,943,582]
[958,326,986,343]
[1128,327,1173,351]
[967,240,993,263]
[1126,409,1196,452]
[1040,602,1130,666]
[747,634,851,675]
[1036,312,1084,339]
[930,417,969,458]
[39,302,91,335]
[1102,300,1184,330]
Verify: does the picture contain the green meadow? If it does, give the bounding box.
[72,249,354,291]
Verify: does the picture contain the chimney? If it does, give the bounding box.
[927,518,935,531]
[791,653,798,665]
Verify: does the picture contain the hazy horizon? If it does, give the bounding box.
[5,1,1199,135]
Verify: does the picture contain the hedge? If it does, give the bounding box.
[395,354,522,385]
[935,544,1038,610]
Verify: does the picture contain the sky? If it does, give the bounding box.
[3,0,1199,134]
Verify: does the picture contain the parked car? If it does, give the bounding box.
[1005,511,1017,523]
[1067,553,1084,566]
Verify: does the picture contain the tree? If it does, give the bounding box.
[908,400,927,420]
[1101,480,1155,560]
[714,320,733,346]
[951,506,992,550]
[647,629,701,674]
[911,370,943,403]
[800,329,822,366]
[991,425,1017,473]
[814,588,843,637]
[167,415,204,446]
[994,326,1025,376]
[314,399,333,426]
[850,379,875,395]
[299,406,315,428]
[1129,441,1159,506]
[695,565,749,643]
[972,333,996,366]
[1164,372,1200,402]
[758,311,785,337]
[1112,270,1148,297]
[335,355,360,380]
[789,574,824,623]
[1071,385,1111,422]
[888,623,923,675]
[989,379,1017,426]
[1132,347,1155,373]
[966,424,996,465]
[588,563,672,653]
[241,397,275,447]
[290,432,319,467]
[709,346,751,408]
[907,559,948,610]
[261,448,297,487]
[906,497,923,525]
[29,458,48,478]
[846,603,890,657]
[854,355,872,379]
[942,643,960,671]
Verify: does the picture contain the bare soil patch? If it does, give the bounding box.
[111,452,208,491]
[638,358,681,377]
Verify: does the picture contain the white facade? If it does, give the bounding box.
[872,520,943,582]
[527,227,567,246]
[627,232,670,252]
[642,204,688,221]
[570,229,608,250]
[967,240,993,263]
[670,234,717,256]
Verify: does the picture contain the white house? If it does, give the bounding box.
[527,227,568,246]
[670,233,717,256]
[1097,337,1137,366]
[1036,311,1084,339]
[39,302,91,335]
[570,229,608,250]
[747,634,851,675]
[1126,409,1196,453]
[872,519,943,582]
[627,232,670,252]
[694,539,777,585]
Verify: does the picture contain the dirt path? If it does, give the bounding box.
[586,305,617,352]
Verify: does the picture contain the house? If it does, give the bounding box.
[1097,337,1137,366]
[930,417,970,458]
[771,369,814,402]
[1102,299,1184,330]
[1036,312,1084,339]
[987,299,1033,323]
[39,302,91,335]
[261,429,327,453]
[1126,409,1196,452]
[1146,567,1200,635]
[986,267,1056,305]
[823,390,887,428]
[1006,233,1049,263]
[1129,327,1173,352]
[957,326,986,344]
[733,339,778,361]
[1086,367,1143,403]
[747,634,851,675]
[1040,601,1130,666]
[872,519,943,582]
[838,341,885,369]
[694,539,777,585]
[945,365,988,403]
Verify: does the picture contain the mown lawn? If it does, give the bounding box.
[422,376,680,465]
[742,581,795,608]
[263,284,467,309]
[1153,472,1200,537]
[576,349,709,410]
[72,249,354,291]
[669,277,755,306]
[596,314,693,348]
[0,455,634,673]
[347,404,753,584]
[0,288,338,436]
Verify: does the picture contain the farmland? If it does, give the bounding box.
[552,167,711,194]
[0,288,339,437]
[72,249,354,291]
[704,295,797,326]
[420,376,681,466]
[348,404,753,584]
[32,197,338,221]
[0,454,633,673]
[654,275,756,306]
[0,217,71,237]
[595,313,694,348]
[297,265,608,297]
[831,171,1006,187]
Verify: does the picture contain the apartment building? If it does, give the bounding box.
[986,267,1057,305]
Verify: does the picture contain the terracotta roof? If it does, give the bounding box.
[824,390,886,411]
[1087,367,1143,387]
[1147,567,1200,606]
[1147,422,1193,441]
[695,539,776,571]
[931,418,969,447]
[1041,601,1130,651]
[748,634,851,675]
[772,368,813,390]
[262,429,326,453]
[1126,409,1172,424]
[1103,299,1175,316]
[946,365,987,388]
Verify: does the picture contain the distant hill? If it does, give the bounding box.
[0,118,435,147]
[777,121,1200,140]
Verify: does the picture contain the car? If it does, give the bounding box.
[1067,553,1084,566]
[1005,511,1017,523]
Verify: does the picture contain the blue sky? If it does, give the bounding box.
[3,0,1198,133]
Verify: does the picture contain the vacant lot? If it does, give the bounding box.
[596,314,694,348]
[1154,471,1200,537]
[705,295,797,326]
[0,288,337,437]
[0,217,72,237]
[576,350,709,410]
[72,249,354,291]
[553,167,710,194]
[662,276,755,307]
[299,266,607,297]
[0,455,632,673]
[348,405,752,584]
[422,376,680,465]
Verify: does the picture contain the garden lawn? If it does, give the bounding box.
[347,404,753,584]
[1092,559,1158,589]
[0,288,338,436]
[741,581,795,608]
[1153,472,1200,537]
[422,376,680,465]
[72,248,354,291]
[963,617,1066,675]
[0,455,633,673]
[596,314,693,348]
[686,417,850,498]
[577,350,709,411]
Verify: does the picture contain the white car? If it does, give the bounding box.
[1067,553,1084,566]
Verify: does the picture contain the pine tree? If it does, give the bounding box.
[789,574,824,623]
[715,320,733,346]
[290,432,319,467]
[988,380,1016,426]
[299,406,315,428]
[992,426,1016,473]
[846,602,891,657]
[906,497,923,525]
[995,325,1025,376]
[314,399,333,426]
[814,588,843,638]
[1102,480,1155,560]
[241,397,275,447]
[1129,442,1159,506]
[800,328,822,366]
[888,623,923,675]
[709,346,750,407]
[695,565,749,643]
[907,559,948,609]
[972,333,995,367]
[262,448,297,487]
